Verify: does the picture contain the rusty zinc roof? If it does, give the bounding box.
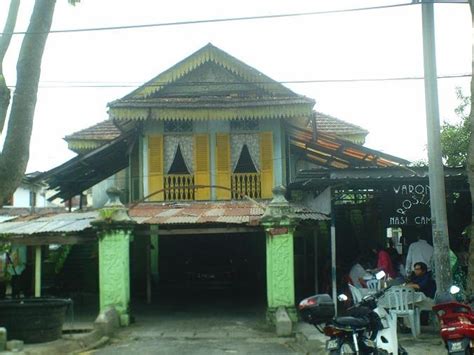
[0,201,328,236]
[129,201,267,225]
[129,201,327,225]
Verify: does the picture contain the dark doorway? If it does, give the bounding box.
[130,231,267,307]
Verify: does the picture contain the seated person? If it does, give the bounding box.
[406,261,436,298]
[349,260,368,288]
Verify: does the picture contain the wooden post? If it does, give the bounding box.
[34,246,41,297]
[146,236,151,304]
[313,229,319,294]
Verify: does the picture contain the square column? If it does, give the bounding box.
[98,228,131,326]
[261,186,300,329]
[93,187,136,327]
[265,227,295,308]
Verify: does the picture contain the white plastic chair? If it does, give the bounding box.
[366,278,380,290]
[384,286,421,338]
[348,284,363,305]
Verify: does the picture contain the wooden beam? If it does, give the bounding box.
[135,226,262,236]
[7,234,97,246]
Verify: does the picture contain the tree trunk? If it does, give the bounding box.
[0,0,57,204]
[466,1,474,294]
[0,0,20,134]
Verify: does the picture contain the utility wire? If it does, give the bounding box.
[2,2,421,36]
[6,74,471,89]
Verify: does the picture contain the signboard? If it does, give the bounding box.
[268,227,289,236]
[382,183,431,227]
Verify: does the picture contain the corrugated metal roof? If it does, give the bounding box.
[0,201,328,236]
[0,216,17,223]
[0,212,98,234]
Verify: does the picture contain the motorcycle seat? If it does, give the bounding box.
[334,316,370,327]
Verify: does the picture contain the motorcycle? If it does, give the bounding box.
[299,272,405,354]
[433,285,474,354]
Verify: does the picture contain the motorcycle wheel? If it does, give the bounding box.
[329,341,356,354]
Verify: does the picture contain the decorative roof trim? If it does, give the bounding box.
[67,140,104,151]
[110,104,313,121]
[124,44,299,100]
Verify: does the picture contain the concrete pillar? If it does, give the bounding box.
[93,187,136,326]
[265,226,295,309]
[98,228,132,326]
[261,186,299,333]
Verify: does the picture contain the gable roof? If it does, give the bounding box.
[64,120,122,153]
[108,43,315,121]
[314,112,368,144]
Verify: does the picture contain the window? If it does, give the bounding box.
[164,120,193,133]
[230,120,259,132]
[3,194,13,206]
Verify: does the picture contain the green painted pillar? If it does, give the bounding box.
[265,226,295,308]
[261,186,299,323]
[93,187,136,326]
[98,228,132,325]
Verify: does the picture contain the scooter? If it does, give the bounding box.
[299,272,405,354]
[433,285,474,354]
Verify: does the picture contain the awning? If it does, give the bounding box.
[35,130,137,201]
[286,122,410,168]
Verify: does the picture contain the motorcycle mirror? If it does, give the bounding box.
[449,285,461,295]
[375,270,386,280]
[337,294,348,302]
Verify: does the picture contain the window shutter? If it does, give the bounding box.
[260,131,274,199]
[215,133,231,200]
[148,135,164,201]
[194,134,210,200]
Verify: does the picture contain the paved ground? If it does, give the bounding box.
[89,293,447,355]
[89,292,306,354]
[399,327,447,355]
[15,290,450,354]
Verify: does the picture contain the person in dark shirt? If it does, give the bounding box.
[406,261,436,298]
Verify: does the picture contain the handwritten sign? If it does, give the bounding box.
[383,183,431,226]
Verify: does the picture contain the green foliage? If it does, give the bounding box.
[46,245,71,274]
[440,88,471,167]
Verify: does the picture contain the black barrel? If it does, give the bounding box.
[0,298,70,343]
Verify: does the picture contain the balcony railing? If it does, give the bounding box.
[231,173,261,199]
[164,174,195,201]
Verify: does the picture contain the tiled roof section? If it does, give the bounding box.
[0,201,328,235]
[314,111,369,136]
[64,120,121,142]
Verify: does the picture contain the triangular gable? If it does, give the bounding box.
[108,44,315,121]
[122,43,300,100]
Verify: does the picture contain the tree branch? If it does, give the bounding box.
[0,0,20,66]
[0,0,20,134]
[0,0,57,204]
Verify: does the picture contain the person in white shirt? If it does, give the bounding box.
[405,236,434,275]
[349,256,371,288]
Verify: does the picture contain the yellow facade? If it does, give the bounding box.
[146,131,274,202]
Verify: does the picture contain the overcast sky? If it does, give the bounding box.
[0,0,471,173]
